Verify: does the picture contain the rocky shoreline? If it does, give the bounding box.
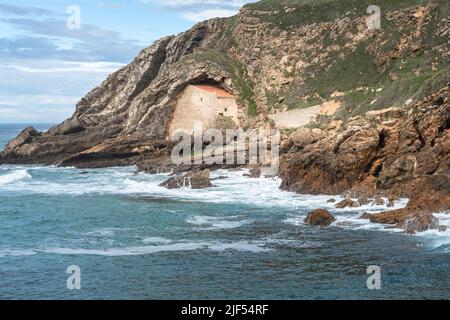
[1,0,449,234]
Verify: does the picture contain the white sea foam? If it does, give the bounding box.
[414,213,450,250]
[0,248,37,258]
[186,215,251,230]
[0,169,31,186]
[40,240,272,256]
[141,237,173,244]
[1,165,449,248]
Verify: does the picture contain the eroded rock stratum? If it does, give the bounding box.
[1,0,449,223]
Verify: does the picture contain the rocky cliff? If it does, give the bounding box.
[1,0,449,221]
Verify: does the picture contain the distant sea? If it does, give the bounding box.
[0,123,449,299]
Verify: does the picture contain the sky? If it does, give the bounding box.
[0,0,257,123]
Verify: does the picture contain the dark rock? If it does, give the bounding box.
[304,209,336,226]
[244,167,261,178]
[3,126,40,153]
[387,198,396,208]
[398,213,440,235]
[371,196,386,206]
[358,197,372,206]
[160,169,212,189]
[359,212,373,220]
[335,199,360,209]
[327,198,336,203]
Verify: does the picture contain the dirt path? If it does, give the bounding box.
[268,105,322,129]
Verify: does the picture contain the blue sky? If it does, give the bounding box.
[0,0,256,123]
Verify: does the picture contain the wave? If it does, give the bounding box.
[40,239,273,256]
[0,248,37,258]
[186,215,252,230]
[0,169,31,186]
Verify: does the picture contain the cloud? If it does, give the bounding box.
[6,61,124,74]
[0,58,124,122]
[154,0,250,9]
[139,0,257,22]
[182,9,239,22]
[0,17,145,63]
[0,94,79,107]
[0,3,53,16]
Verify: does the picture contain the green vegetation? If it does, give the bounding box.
[180,0,450,121]
[247,0,428,30]
[182,49,258,117]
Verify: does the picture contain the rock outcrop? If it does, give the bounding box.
[280,84,450,230]
[335,199,361,209]
[0,0,449,232]
[304,209,336,226]
[160,169,213,189]
[2,0,449,170]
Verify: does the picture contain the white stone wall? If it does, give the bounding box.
[168,85,239,137]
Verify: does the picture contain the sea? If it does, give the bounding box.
[0,123,449,299]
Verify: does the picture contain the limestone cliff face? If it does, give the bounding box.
[1,0,449,173]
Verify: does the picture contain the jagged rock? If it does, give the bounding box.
[3,127,40,155]
[358,197,372,206]
[0,0,447,224]
[244,167,261,178]
[304,209,336,226]
[371,196,386,206]
[359,213,373,220]
[160,169,212,189]
[291,128,325,149]
[398,214,440,235]
[335,199,360,209]
[387,198,397,208]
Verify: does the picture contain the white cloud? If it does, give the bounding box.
[5,61,124,74]
[152,0,250,8]
[139,0,257,22]
[182,8,239,22]
[0,94,79,107]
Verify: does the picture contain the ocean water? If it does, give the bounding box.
[0,124,449,300]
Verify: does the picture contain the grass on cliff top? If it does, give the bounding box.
[247,0,429,29]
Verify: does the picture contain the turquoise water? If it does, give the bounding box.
[0,124,449,300]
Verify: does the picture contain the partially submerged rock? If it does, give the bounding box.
[371,196,386,206]
[359,212,373,220]
[244,167,261,178]
[398,214,440,235]
[370,210,446,234]
[335,199,360,209]
[304,209,336,226]
[160,169,213,189]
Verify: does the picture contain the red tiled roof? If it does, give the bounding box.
[193,85,235,98]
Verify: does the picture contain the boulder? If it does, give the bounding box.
[398,214,440,235]
[371,196,386,206]
[327,198,336,203]
[359,212,373,220]
[335,199,360,209]
[304,209,336,226]
[244,167,261,178]
[3,126,40,153]
[160,169,213,189]
[291,128,325,149]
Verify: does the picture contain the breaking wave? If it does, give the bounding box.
[0,169,31,186]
